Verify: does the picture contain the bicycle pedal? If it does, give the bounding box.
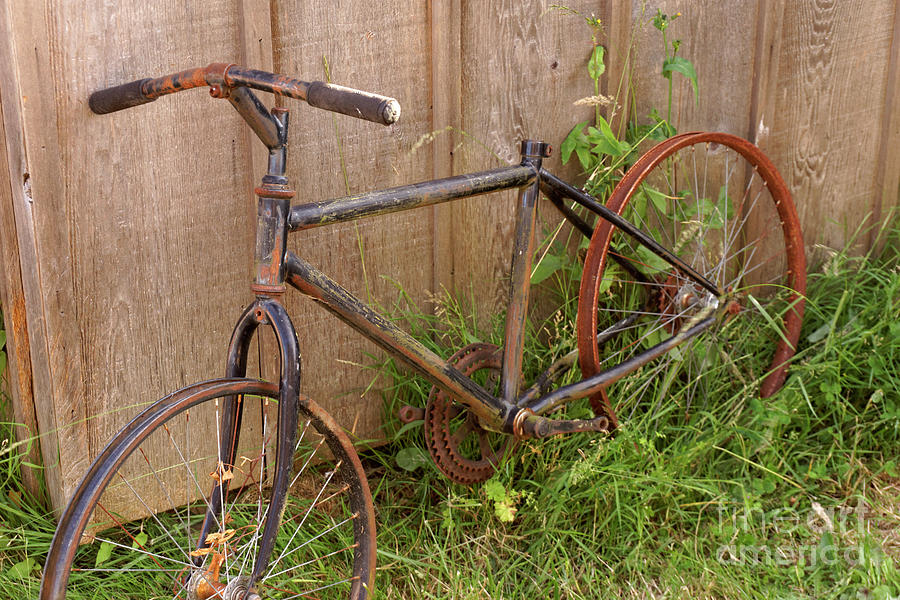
[397,405,425,424]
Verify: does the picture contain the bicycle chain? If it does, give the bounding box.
[424,343,515,484]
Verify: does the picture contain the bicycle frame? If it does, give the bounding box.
[280,157,722,435]
[229,116,721,429]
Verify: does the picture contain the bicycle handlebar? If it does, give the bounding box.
[88,63,401,126]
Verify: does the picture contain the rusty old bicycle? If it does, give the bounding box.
[41,63,806,600]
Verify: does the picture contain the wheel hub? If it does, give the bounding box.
[657,273,718,333]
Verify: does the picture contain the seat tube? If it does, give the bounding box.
[500,140,551,405]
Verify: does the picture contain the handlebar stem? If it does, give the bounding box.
[227,86,284,150]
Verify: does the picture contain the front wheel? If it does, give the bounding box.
[577,132,807,428]
[41,378,375,600]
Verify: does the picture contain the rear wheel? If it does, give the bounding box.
[41,378,375,600]
[577,133,806,428]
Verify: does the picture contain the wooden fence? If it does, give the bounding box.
[1,0,898,512]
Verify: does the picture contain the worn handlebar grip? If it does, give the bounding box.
[88,78,156,114]
[305,81,400,125]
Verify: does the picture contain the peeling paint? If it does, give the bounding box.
[22,172,31,203]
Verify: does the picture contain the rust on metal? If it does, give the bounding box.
[424,343,515,484]
[499,141,547,405]
[224,66,311,101]
[283,252,512,431]
[254,186,295,200]
[249,283,285,297]
[575,132,807,426]
[397,405,425,424]
[518,413,609,439]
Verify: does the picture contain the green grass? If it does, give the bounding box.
[0,221,898,599]
[370,220,900,599]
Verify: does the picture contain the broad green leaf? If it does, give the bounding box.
[683,197,715,221]
[575,146,593,171]
[884,459,899,477]
[647,108,677,139]
[132,531,149,549]
[642,186,668,214]
[587,115,630,157]
[662,56,699,104]
[0,329,6,350]
[588,45,606,81]
[806,323,831,344]
[531,253,565,285]
[494,500,517,523]
[629,191,648,223]
[95,541,114,566]
[597,264,622,295]
[483,479,518,522]
[396,447,430,472]
[636,245,671,274]
[483,479,507,503]
[7,558,35,579]
[641,328,665,350]
[561,121,589,164]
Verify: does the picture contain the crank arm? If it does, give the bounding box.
[515,412,610,439]
[397,405,425,423]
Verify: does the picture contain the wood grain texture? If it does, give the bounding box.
[2,0,251,509]
[271,0,434,437]
[748,0,786,146]
[602,0,636,133]
[758,0,896,260]
[0,0,69,509]
[430,0,463,299]
[0,60,44,500]
[1,0,898,513]
[453,0,597,322]
[872,0,900,251]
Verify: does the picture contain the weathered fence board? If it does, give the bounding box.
[629,0,761,137]
[1,0,898,512]
[0,62,42,499]
[2,0,253,511]
[452,1,597,319]
[756,0,899,262]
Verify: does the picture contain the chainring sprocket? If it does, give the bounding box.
[424,343,515,484]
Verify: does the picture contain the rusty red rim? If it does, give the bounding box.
[576,132,807,427]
